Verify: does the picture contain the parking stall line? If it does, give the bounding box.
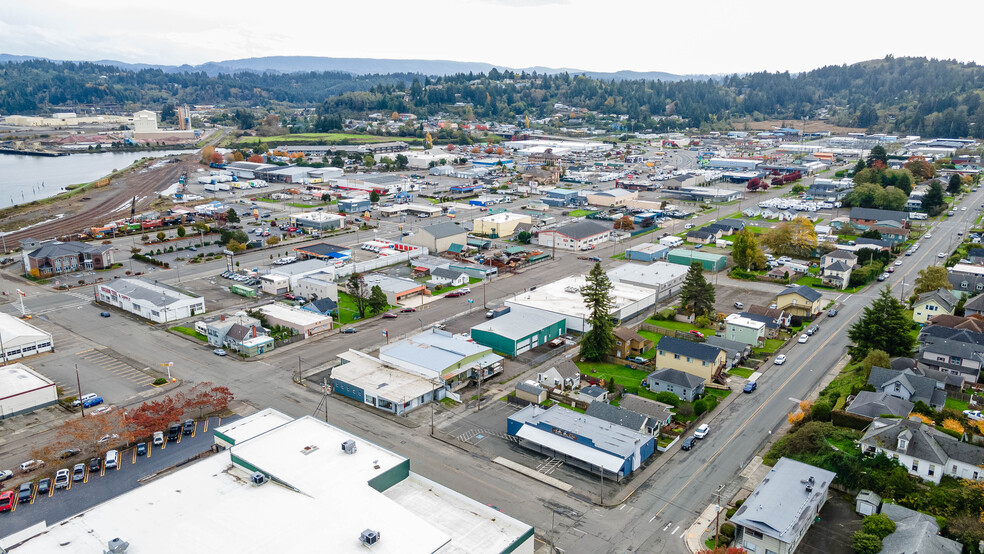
[100,466,105,478]
[48,486,54,498]
[10,499,16,512]
[75,348,95,355]
[191,422,197,438]
[30,489,37,504]
[203,419,210,433]
[132,449,137,464]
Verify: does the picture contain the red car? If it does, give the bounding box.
[400,307,417,313]
[445,292,464,298]
[284,294,296,300]
[0,490,14,512]
[382,313,398,319]
[688,330,705,339]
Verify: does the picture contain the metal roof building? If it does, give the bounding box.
[331,350,445,415]
[469,306,566,357]
[505,275,655,332]
[0,362,57,420]
[506,404,655,480]
[6,410,534,554]
[0,312,53,362]
[96,278,206,323]
[379,329,504,389]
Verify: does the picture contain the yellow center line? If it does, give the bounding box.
[649,311,856,519]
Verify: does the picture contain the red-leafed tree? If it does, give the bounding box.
[484,146,494,154]
[746,178,761,191]
[759,182,770,190]
[247,154,264,163]
[446,144,456,151]
[771,177,784,188]
[128,393,186,437]
[184,382,235,419]
[210,151,224,164]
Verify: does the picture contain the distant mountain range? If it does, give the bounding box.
[0,53,703,81]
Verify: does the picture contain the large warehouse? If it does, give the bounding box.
[97,278,206,323]
[0,312,54,362]
[469,306,566,357]
[404,222,468,253]
[504,275,655,332]
[0,362,58,419]
[472,212,533,238]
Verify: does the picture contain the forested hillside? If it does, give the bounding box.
[2,56,983,137]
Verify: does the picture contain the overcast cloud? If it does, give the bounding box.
[1,0,981,75]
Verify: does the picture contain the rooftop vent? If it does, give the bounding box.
[105,538,130,554]
[360,529,380,546]
[250,471,267,486]
[342,439,357,454]
[301,445,319,455]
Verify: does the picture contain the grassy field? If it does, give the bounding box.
[644,318,719,337]
[335,291,399,325]
[575,361,649,395]
[568,209,595,217]
[637,330,663,359]
[171,326,206,342]
[728,367,754,379]
[705,388,733,400]
[945,397,970,412]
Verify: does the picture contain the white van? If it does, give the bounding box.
[105,450,119,469]
[72,393,98,407]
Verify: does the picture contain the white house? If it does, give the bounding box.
[724,313,766,346]
[860,417,984,484]
[536,360,581,391]
[429,268,469,287]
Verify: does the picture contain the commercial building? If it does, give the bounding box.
[337,198,372,213]
[606,262,688,301]
[379,329,503,391]
[0,363,57,419]
[662,187,742,203]
[469,306,566,357]
[269,259,339,289]
[585,188,638,207]
[5,410,533,554]
[203,313,264,348]
[294,273,338,302]
[404,222,468,253]
[293,242,352,262]
[507,404,655,480]
[666,248,728,272]
[331,350,446,415]
[21,237,115,277]
[472,212,533,238]
[505,275,655,332]
[258,273,290,296]
[363,273,426,305]
[290,212,346,231]
[623,243,669,263]
[257,303,332,338]
[0,313,54,362]
[97,278,206,323]
[730,457,835,554]
[536,220,612,251]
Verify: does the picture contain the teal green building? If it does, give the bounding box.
[470,307,567,357]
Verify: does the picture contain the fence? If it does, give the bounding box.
[334,248,430,279]
[274,334,305,348]
[641,322,706,342]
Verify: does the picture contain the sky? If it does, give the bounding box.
[2,0,982,76]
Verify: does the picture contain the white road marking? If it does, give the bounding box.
[671,525,680,535]
[649,515,657,523]
[662,522,672,531]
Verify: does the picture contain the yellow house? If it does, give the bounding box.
[913,288,958,324]
[775,285,823,318]
[654,336,727,384]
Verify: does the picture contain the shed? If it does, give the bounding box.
[855,490,882,516]
[515,380,547,404]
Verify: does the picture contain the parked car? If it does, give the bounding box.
[88,457,101,473]
[806,326,819,336]
[137,443,147,456]
[19,460,45,473]
[894,260,903,266]
[774,354,787,365]
[964,410,984,421]
[213,349,227,357]
[283,293,296,300]
[58,448,80,459]
[97,433,119,444]
[0,491,14,512]
[688,330,705,339]
[82,396,104,409]
[743,381,758,393]
[694,424,710,439]
[382,313,398,319]
[733,302,744,309]
[105,450,119,469]
[460,288,471,294]
[73,393,99,407]
[37,477,50,496]
[72,463,85,482]
[827,309,838,317]
[167,423,181,442]
[938,252,947,258]
[445,291,464,298]
[153,431,164,446]
[18,481,34,503]
[681,436,697,451]
[100,312,111,318]
[548,338,566,348]
[183,419,195,435]
[798,334,809,343]
[340,327,358,334]
[627,356,648,364]
[54,469,70,489]
[0,470,12,483]
[400,307,417,313]
[877,273,889,281]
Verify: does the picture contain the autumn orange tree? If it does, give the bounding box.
[247,154,264,163]
[184,382,234,419]
[210,151,224,164]
[127,393,186,437]
[200,145,215,165]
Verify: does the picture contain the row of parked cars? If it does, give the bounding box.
[221,271,259,286]
[0,420,197,513]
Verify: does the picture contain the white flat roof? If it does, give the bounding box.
[470,306,565,341]
[725,314,766,330]
[213,407,294,446]
[477,212,530,223]
[258,303,332,326]
[515,425,624,473]
[294,211,345,222]
[607,262,688,289]
[0,363,54,399]
[335,350,441,402]
[506,275,653,319]
[7,414,530,554]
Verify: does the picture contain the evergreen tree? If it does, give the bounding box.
[579,263,616,361]
[848,287,916,356]
[948,173,963,195]
[225,208,240,224]
[867,145,888,167]
[680,263,715,317]
[330,155,344,168]
[346,273,370,318]
[369,191,380,203]
[853,158,867,175]
[921,180,946,215]
[368,285,389,315]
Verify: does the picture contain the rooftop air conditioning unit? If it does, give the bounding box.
[342,440,357,454]
[360,529,380,545]
[250,471,267,486]
[105,538,130,554]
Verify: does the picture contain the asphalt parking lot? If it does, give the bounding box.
[0,415,240,537]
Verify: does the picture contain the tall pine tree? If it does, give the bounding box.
[848,287,916,356]
[680,262,715,317]
[579,263,616,361]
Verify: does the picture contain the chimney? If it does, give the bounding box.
[221,315,225,321]
[252,325,257,338]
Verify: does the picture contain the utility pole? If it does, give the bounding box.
[714,485,724,547]
[76,366,85,417]
[600,465,604,505]
[297,355,302,384]
[475,363,484,413]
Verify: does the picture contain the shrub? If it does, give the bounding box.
[654,391,680,406]
[811,400,832,422]
[852,531,882,554]
[676,403,694,418]
[719,523,736,541]
[861,513,896,539]
[153,378,168,385]
[695,315,713,329]
[694,399,708,416]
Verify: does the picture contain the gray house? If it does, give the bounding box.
[730,457,835,554]
[846,391,914,419]
[879,503,962,553]
[645,367,705,402]
[704,335,752,369]
[585,402,654,436]
[618,394,674,432]
[867,366,947,410]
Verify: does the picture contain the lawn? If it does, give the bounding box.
[757,339,784,354]
[610,253,626,260]
[171,326,206,342]
[568,209,595,217]
[744,226,768,234]
[794,274,864,293]
[575,361,650,394]
[254,198,278,203]
[945,397,970,412]
[644,318,718,337]
[435,278,481,296]
[287,203,320,209]
[728,367,754,379]
[705,388,733,400]
[638,330,663,359]
[335,291,399,325]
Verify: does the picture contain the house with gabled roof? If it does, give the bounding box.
[536,220,611,251]
[860,417,984,484]
[612,327,653,359]
[645,367,706,402]
[536,359,580,391]
[585,402,654,436]
[745,305,792,327]
[618,394,674,432]
[21,238,115,277]
[913,288,959,324]
[775,285,823,318]
[879,503,962,554]
[846,391,913,420]
[653,336,726,384]
[867,366,946,410]
[729,457,835,554]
